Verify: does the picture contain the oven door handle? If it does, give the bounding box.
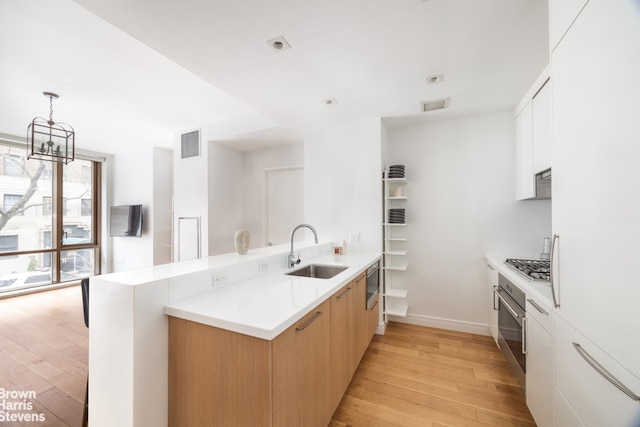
[496,290,520,320]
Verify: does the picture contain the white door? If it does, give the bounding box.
[265,167,304,246]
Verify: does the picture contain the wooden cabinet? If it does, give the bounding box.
[168,317,272,427]
[168,300,331,427]
[330,282,356,410]
[169,267,379,425]
[525,297,553,427]
[354,271,369,363]
[367,294,379,340]
[551,0,640,422]
[486,264,498,346]
[273,300,331,427]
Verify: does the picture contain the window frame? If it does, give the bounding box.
[0,138,102,293]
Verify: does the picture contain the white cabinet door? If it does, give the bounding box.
[525,304,553,427]
[515,100,534,200]
[551,0,640,379]
[486,264,498,346]
[549,0,588,52]
[554,317,640,427]
[532,80,552,174]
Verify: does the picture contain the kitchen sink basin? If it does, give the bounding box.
[285,264,348,279]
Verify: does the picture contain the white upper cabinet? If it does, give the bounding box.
[549,0,589,52]
[515,66,550,200]
[515,101,534,200]
[552,0,640,391]
[532,80,552,174]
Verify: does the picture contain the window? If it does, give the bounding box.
[0,141,101,293]
[3,153,24,177]
[81,198,92,216]
[3,194,24,216]
[0,235,18,252]
[43,196,52,215]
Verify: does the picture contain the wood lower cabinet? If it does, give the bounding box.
[169,269,381,426]
[330,282,356,411]
[367,294,379,339]
[169,300,331,427]
[168,317,272,427]
[272,300,331,427]
[354,272,369,364]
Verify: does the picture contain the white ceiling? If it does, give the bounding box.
[0,0,548,155]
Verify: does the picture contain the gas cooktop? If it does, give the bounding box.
[505,258,550,282]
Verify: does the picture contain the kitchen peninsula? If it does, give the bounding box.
[88,242,380,427]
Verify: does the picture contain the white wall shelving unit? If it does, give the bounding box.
[382,171,409,318]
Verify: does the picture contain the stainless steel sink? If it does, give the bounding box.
[285,264,348,279]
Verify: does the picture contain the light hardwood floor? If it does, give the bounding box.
[0,286,87,427]
[0,287,534,427]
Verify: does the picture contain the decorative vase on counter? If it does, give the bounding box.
[234,230,250,255]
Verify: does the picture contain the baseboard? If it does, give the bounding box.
[387,313,491,337]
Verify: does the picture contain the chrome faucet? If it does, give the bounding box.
[288,224,319,268]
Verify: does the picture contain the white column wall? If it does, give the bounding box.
[111,148,155,271]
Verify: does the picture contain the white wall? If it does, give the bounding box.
[387,111,551,333]
[305,117,383,253]
[242,143,304,248]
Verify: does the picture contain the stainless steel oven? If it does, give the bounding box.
[366,261,379,310]
[496,273,526,391]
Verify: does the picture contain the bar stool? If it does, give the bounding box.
[81,278,89,427]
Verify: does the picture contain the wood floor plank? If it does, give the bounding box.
[331,322,535,427]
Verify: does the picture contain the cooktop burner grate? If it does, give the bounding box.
[505,258,550,281]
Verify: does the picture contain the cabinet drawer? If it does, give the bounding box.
[525,297,553,335]
[555,316,640,427]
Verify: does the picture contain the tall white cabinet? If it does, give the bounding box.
[550,0,640,424]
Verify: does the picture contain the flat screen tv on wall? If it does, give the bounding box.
[110,204,143,237]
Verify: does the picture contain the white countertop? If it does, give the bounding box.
[485,253,553,310]
[164,251,381,340]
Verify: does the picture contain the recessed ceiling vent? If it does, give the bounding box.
[421,98,450,112]
[181,130,200,159]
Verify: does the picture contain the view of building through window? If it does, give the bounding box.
[0,143,100,293]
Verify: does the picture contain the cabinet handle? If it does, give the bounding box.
[496,291,519,319]
[492,286,499,311]
[550,234,560,308]
[572,342,640,402]
[527,298,549,315]
[522,317,527,355]
[487,264,496,271]
[369,300,379,310]
[295,311,323,332]
[337,287,352,300]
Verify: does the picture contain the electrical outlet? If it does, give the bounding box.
[349,233,361,243]
[213,271,228,286]
[259,263,269,272]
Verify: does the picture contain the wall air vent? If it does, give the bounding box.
[181,130,200,159]
[421,98,450,112]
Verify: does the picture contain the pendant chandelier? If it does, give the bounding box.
[27,91,75,164]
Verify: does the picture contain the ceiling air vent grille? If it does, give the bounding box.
[181,130,200,159]
[421,98,450,112]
